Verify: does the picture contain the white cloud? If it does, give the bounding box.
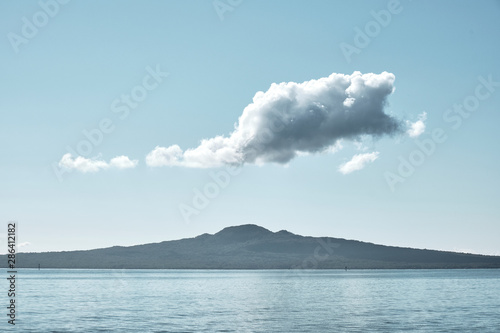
[325,141,344,154]
[338,152,380,174]
[18,242,31,248]
[109,155,139,169]
[59,154,109,173]
[407,112,427,138]
[145,145,183,167]
[147,71,404,168]
[58,154,138,173]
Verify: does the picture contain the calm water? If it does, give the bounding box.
[3,269,500,332]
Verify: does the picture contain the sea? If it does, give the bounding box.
[3,269,500,332]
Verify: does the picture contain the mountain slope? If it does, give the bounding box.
[3,224,500,269]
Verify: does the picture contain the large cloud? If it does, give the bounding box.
[147,71,405,168]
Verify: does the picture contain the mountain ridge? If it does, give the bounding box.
[3,224,500,269]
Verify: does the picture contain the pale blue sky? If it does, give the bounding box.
[1,0,499,254]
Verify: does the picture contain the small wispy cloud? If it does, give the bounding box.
[18,242,31,248]
[59,154,138,173]
[407,112,427,138]
[339,152,380,174]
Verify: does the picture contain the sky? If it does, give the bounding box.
[1,0,500,255]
